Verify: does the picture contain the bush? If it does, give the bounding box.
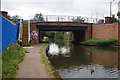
[23,49,29,53]
[44,37,48,41]
[85,39,118,46]
[2,44,26,78]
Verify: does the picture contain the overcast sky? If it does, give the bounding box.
[1,0,120,20]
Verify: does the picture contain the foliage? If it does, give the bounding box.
[42,60,49,65]
[39,31,54,41]
[85,39,118,46]
[32,13,44,22]
[40,44,48,53]
[44,37,49,41]
[7,15,19,23]
[117,12,120,22]
[54,32,64,40]
[39,44,56,78]
[39,31,72,44]
[45,31,55,38]
[2,44,26,78]
[117,12,120,18]
[23,49,29,53]
[41,54,48,59]
[63,32,72,40]
[111,15,118,23]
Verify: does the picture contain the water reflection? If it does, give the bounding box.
[47,42,119,78]
[48,43,70,57]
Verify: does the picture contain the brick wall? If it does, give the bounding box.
[85,23,93,41]
[0,11,8,18]
[118,23,120,43]
[30,23,39,43]
[92,23,119,40]
[30,22,93,43]
[31,22,120,43]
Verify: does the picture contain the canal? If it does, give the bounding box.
[46,39,120,79]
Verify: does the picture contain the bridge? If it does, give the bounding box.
[30,22,93,44]
[36,22,88,31]
[21,15,101,46]
[30,15,102,23]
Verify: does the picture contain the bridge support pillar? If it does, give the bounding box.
[72,30,85,43]
[38,29,40,43]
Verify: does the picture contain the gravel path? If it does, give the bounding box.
[16,44,50,78]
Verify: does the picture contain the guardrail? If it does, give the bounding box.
[30,15,103,23]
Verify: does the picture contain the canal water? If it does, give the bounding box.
[47,40,120,79]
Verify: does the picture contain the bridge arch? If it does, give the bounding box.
[30,22,93,43]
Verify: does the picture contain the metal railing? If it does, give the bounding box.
[29,15,103,23]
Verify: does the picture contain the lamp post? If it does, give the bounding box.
[110,0,115,17]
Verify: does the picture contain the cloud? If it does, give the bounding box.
[1,0,119,19]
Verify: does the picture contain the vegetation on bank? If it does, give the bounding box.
[85,39,118,46]
[84,46,118,53]
[40,31,72,42]
[40,44,57,79]
[2,44,29,78]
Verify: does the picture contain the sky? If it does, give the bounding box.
[1,0,120,20]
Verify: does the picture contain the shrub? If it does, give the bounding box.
[2,44,26,78]
[43,37,49,41]
[85,39,118,46]
[23,49,29,53]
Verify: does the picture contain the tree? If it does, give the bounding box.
[117,12,120,20]
[45,31,55,38]
[33,13,44,22]
[111,15,118,23]
[11,15,19,23]
[7,15,19,23]
[7,15,12,21]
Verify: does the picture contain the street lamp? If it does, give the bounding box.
[110,0,115,17]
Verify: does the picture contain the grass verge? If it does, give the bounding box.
[40,44,57,79]
[85,39,118,46]
[2,44,28,78]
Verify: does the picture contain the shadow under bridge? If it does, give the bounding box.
[36,22,93,43]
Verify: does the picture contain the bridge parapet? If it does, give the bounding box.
[29,15,103,24]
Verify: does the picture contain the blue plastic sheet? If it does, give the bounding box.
[0,15,18,53]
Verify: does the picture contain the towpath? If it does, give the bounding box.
[16,44,50,78]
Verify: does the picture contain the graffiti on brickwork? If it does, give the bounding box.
[31,31,38,40]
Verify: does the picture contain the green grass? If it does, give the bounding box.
[40,44,48,53]
[42,60,49,65]
[2,44,26,78]
[23,49,29,53]
[40,44,56,79]
[45,65,51,72]
[41,54,48,59]
[85,39,118,46]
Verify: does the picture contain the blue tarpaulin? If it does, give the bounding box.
[0,15,18,53]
